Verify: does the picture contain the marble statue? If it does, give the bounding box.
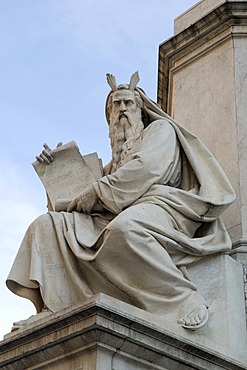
[7,72,235,331]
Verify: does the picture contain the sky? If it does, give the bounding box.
[0,0,198,339]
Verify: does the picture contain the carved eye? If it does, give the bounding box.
[126,100,133,106]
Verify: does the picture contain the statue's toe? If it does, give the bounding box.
[11,309,52,331]
[178,304,209,331]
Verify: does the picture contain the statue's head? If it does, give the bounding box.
[105,72,145,126]
[105,72,146,171]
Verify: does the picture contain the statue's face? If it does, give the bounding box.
[110,89,142,123]
[108,88,144,171]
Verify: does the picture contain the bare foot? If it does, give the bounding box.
[11,308,52,331]
[178,304,209,330]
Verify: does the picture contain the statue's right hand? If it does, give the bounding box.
[36,142,63,164]
[36,143,53,164]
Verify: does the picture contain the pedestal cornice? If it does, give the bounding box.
[158,2,247,111]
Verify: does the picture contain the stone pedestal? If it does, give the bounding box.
[0,255,246,369]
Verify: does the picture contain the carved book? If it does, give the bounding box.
[32,141,103,211]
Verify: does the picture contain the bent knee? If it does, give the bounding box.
[106,209,143,240]
[30,213,54,232]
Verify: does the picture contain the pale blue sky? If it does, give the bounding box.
[0,0,198,339]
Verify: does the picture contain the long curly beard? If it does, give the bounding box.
[109,112,144,173]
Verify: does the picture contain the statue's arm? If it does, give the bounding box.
[67,185,99,213]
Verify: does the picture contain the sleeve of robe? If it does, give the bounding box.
[93,120,180,214]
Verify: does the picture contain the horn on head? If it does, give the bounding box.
[106,73,117,91]
[129,71,140,91]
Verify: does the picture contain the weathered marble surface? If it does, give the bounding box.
[171,34,240,240]
[174,0,245,35]
[158,1,247,243]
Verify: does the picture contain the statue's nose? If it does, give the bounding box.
[120,101,126,112]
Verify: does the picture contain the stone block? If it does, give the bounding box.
[187,254,247,354]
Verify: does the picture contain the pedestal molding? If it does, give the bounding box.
[0,294,246,370]
[158,2,247,111]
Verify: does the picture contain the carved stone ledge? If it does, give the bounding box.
[158,1,247,111]
[0,291,246,369]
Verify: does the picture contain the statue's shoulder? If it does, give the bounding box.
[144,119,175,137]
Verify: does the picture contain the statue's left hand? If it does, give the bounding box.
[67,185,98,213]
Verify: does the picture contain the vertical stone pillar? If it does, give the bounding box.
[158,1,247,271]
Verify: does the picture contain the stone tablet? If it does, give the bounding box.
[32,141,103,211]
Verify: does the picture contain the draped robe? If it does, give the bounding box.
[7,94,235,317]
